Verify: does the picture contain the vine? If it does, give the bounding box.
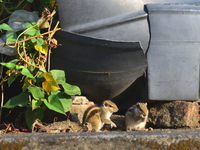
[0,8,81,129]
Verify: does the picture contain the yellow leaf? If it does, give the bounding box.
[37,18,50,29]
[22,78,33,92]
[34,42,48,55]
[42,72,60,91]
[6,70,11,76]
[51,0,57,8]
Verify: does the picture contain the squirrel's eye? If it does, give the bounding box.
[109,105,112,107]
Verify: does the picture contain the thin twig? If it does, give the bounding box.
[23,36,27,67]
[4,108,13,118]
[49,21,60,39]
[17,43,41,69]
[0,84,4,124]
[3,123,13,134]
[0,74,9,86]
[0,15,10,24]
[68,123,77,132]
[47,47,51,72]
[46,12,54,72]
[0,56,5,115]
[29,95,31,104]
[32,119,50,133]
[0,28,61,47]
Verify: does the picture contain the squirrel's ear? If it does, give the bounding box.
[103,100,112,106]
[103,100,108,106]
[145,103,147,106]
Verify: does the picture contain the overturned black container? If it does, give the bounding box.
[51,31,147,103]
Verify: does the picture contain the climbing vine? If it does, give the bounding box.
[0,8,81,129]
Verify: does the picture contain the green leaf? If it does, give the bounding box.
[35,70,45,83]
[22,22,32,29]
[49,70,66,84]
[23,23,38,36]
[3,91,30,108]
[60,98,72,112]
[25,107,43,129]
[39,67,46,72]
[24,28,37,36]
[10,59,19,64]
[27,0,34,2]
[1,62,16,69]
[51,90,72,112]
[28,85,44,99]
[27,65,35,72]
[33,24,39,30]
[32,22,37,26]
[48,95,65,113]
[1,60,22,70]
[9,59,19,65]
[15,65,23,70]
[36,38,44,47]
[32,99,42,110]
[22,78,32,92]
[62,83,81,96]
[35,67,46,82]
[0,23,12,31]
[31,38,37,43]
[44,95,66,115]
[21,67,34,79]
[6,32,17,43]
[35,31,41,35]
[8,75,17,87]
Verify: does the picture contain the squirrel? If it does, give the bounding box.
[125,102,148,131]
[82,100,119,132]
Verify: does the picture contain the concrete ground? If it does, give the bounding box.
[1,129,200,150]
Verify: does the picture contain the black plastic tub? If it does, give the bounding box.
[51,30,147,103]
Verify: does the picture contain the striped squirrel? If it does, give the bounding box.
[82,100,119,132]
[125,102,148,131]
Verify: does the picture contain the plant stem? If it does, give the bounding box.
[0,83,4,124]
[0,28,61,47]
[37,52,41,66]
[0,74,9,86]
[0,15,10,24]
[0,53,5,123]
[47,47,51,72]
[17,43,41,69]
[49,21,59,39]
[23,35,27,68]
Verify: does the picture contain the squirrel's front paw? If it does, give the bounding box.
[110,122,117,128]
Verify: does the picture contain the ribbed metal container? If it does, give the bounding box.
[56,0,150,53]
[51,31,147,103]
[147,4,200,101]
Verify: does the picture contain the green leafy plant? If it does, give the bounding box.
[0,8,81,129]
[0,0,33,21]
[0,1,56,25]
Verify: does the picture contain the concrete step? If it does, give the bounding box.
[1,129,200,150]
